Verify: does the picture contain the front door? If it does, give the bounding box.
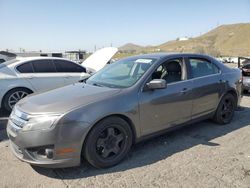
[139,58,193,136]
[53,59,87,85]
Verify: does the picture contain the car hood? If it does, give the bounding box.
[81,47,118,73]
[17,83,121,115]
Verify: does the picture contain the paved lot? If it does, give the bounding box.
[0,95,250,188]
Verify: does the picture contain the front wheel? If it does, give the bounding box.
[83,117,133,168]
[213,93,236,124]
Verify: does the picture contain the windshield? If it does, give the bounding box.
[86,57,156,88]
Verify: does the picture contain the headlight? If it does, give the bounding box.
[22,115,61,132]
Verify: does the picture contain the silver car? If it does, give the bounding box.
[7,53,242,168]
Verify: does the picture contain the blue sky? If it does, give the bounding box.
[0,0,249,52]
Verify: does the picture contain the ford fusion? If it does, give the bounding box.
[7,53,242,168]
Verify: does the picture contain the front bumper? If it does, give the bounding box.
[9,140,79,168]
[7,114,91,168]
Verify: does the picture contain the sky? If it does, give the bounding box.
[0,0,250,52]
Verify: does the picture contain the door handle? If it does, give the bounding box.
[65,76,72,79]
[180,88,190,94]
[27,76,34,79]
[219,79,226,83]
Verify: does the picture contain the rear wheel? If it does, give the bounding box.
[213,93,236,124]
[83,117,133,168]
[3,88,32,112]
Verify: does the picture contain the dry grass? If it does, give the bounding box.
[119,23,250,57]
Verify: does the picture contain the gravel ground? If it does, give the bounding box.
[0,95,249,188]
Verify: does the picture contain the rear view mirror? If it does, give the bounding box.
[146,79,166,90]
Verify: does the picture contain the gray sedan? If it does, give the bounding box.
[7,53,242,168]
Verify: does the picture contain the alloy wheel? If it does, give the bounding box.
[8,91,28,109]
[220,98,234,122]
[96,126,125,159]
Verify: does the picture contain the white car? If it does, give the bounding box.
[0,47,118,112]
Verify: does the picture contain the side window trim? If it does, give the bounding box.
[52,60,58,73]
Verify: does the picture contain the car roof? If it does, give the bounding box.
[3,56,74,68]
[15,56,71,61]
[124,52,212,59]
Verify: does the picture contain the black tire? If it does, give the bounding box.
[213,93,236,125]
[3,88,32,112]
[83,117,133,168]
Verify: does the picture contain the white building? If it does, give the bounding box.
[177,37,189,41]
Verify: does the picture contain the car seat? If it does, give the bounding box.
[163,61,182,83]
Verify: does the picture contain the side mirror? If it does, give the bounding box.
[79,75,90,83]
[146,79,166,90]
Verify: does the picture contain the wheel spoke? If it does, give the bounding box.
[222,103,226,110]
[9,100,17,104]
[116,133,124,143]
[102,148,112,158]
[96,138,106,148]
[17,92,22,99]
[11,95,18,101]
[20,92,27,98]
[107,127,115,137]
[112,145,120,154]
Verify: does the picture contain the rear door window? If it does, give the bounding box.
[53,60,86,73]
[32,60,56,73]
[16,62,34,73]
[189,58,220,78]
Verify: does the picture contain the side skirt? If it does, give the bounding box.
[135,112,214,143]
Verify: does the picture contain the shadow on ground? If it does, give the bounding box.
[0,108,9,141]
[0,108,9,118]
[33,105,250,180]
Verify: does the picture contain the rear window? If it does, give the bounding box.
[16,62,34,73]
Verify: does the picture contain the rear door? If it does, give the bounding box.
[23,60,65,92]
[53,59,87,85]
[187,57,223,119]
